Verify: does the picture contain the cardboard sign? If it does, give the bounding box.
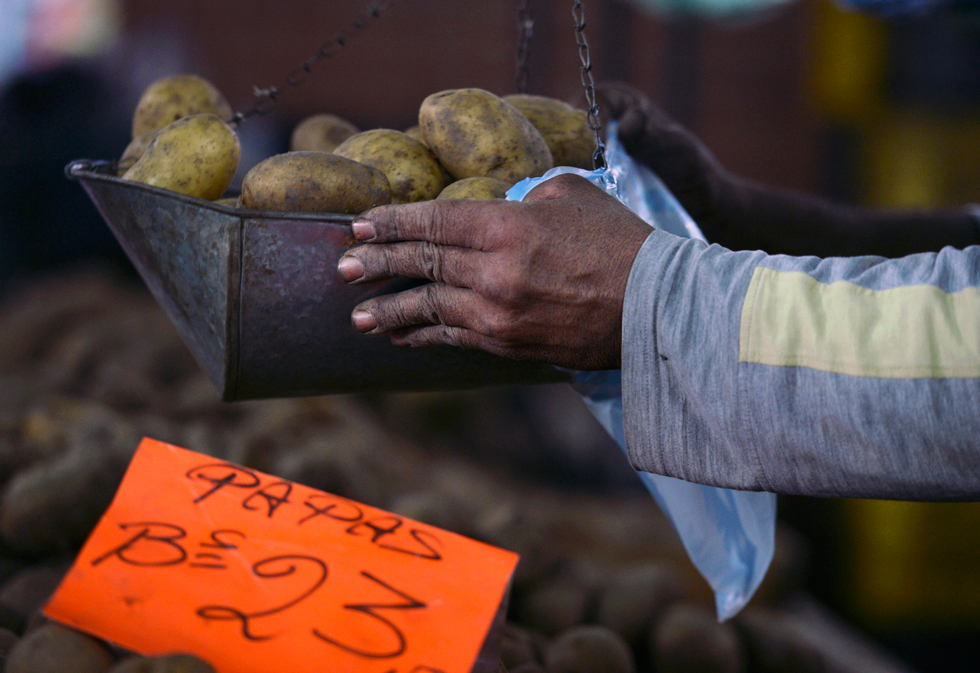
[44,438,518,673]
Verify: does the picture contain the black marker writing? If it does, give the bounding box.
[186,463,261,503]
[197,555,328,641]
[298,494,363,525]
[243,480,293,518]
[313,571,426,659]
[378,529,442,561]
[346,516,402,544]
[91,522,187,567]
[200,529,245,550]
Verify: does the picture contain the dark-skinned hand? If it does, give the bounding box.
[598,81,980,256]
[597,81,737,241]
[337,173,653,370]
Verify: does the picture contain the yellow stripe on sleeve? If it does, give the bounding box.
[739,267,980,378]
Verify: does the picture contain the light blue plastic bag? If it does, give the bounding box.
[506,122,776,621]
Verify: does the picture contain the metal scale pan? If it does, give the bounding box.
[67,160,568,401]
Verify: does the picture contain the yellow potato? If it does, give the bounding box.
[419,88,553,183]
[503,94,595,170]
[290,113,360,152]
[131,74,232,139]
[116,131,155,176]
[437,177,511,200]
[404,125,455,184]
[240,151,391,214]
[403,125,427,145]
[123,114,240,201]
[333,129,448,204]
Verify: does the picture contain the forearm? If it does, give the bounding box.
[707,177,980,257]
[622,230,980,500]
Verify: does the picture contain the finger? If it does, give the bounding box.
[351,282,487,335]
[352,197,513,249]
[616,108,648,145]
[522,172,601,203]
[338,242,484,286]
[389,324,507,356]
[594,81,642,119]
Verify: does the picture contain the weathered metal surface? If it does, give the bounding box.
[68,160,237,395]
[67,161,569,400]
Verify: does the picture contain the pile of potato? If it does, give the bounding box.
[0,269,917,673]
[117,75,240,201]
[117,74,597,212]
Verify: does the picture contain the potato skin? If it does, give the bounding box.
[437,177,511,200]
[504,94,595,170]
[290,113,360,152]
[419,88,553,184]
[116,131,155,176]
[334,129,448,204]
[123,114,240,201]
[131,74,232,139]
[240,151,392,214]
[403,125,427,145]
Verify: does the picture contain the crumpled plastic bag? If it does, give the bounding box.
[506,122,776,621]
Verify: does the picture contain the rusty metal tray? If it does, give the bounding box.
[67,160,568,400]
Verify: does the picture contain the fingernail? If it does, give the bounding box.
[337,255,364,281]
[351,309,377,332]
[351,218,376,241]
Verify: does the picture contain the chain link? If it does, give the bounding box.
[230,0,393,127]
[516,0,533,94]
[572,0,605,170]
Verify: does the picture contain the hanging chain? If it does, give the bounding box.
[516,0,533,94]
[230,0,393,127]
[572,0,605,170]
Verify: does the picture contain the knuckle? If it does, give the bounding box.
[412,325,460,348]
[524,179,562,201]
[419,241,443,282]
[403,206,427,239]
[419,283,443,324]
[487,262,527,308]
[414,200,454,243]
[441,326,468,348]
[480,308,518,343]
[525,173,587,201]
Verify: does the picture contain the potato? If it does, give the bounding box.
[437,177,511,200]
[403,125,427,145]
[334,129,448,204]
[503,94,595,170]
[108,654,217,673]
[122,114,240,201]
[131,74,232,139]
[544,626,635,673]
[651,603,745,673]
[5,623,114,673]
[404,125,454,184]
[596,563,686,649]
[240,151,391,214]
[115,131,155,176]
[419,88,553,183]
[290,113,360,152]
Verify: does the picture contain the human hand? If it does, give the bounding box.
[336,174,653,370]
[597,82,737,239]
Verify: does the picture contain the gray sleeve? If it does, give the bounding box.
[621,230,980,500]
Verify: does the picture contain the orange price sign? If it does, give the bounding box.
[44,438,518,673]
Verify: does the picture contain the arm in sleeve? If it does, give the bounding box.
[621,230,980,500]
